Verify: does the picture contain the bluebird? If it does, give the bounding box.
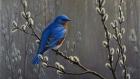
[32,15,71,64]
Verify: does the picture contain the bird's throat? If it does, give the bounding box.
[63,22,68,29]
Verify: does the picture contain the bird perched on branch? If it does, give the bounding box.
[32,15,71,64]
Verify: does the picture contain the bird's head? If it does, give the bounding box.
[54,15,71,26]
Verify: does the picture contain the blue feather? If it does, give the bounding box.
[32,15,70,64]
[32,54,40,64]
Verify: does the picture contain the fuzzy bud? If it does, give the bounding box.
[123,54,126,62]
[102,41,108,47]
[122,45,126,53]
[118,5,122,11]
[43,56,48,62]
[110,55,114,61]
[113,34,117,40]
[105,63,111,69]
[119,59,124,66]
[126,73,131,79]
[21,24,26,30]
[104,32,107,38]
[101,8,106,14]
[69,56,74,62]
[114,20,119,27]
[57,70,63,75]
[59,65,65,71]
[73,56,80,62]
[35,40,40,44]
[12,21,17,26]
[122,69,126,75]
[118,16,125,23]
[116,27,119,34]
[116,48,120,54]
[110,22,116,29]
[55,62,60,68]
[100,0,106,6]
[110,48,115,55]
[120,0,124,3]
[22,0,27,8]
[108,32,112,39]
[26,11,31,18]
[42,62,48,67]
[118,17,121,23]
[121,28,125,34]
[25,22,28,26]
[118,33,122,39]
[21,12,26,18]
[28,18,34,25]
[103,13,108,22]
[11,28,18,33]
[96,7,101,14]
[121,16,125,22]
[96,0,99,5]
[55,62,64,71]
[18,68,22,74]
[120,12,124,18]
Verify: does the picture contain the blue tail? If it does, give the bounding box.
[32,54,41,64]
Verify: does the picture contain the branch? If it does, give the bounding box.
[112,0,128,79]
[12,0,106,79]
[43,65,91,75]
[96,0,117,79]
[52,49,105,79]
[96,0,130,79]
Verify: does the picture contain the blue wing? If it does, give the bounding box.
[32,26,51,64]
[48,26,66,48]
[38,28,51,54]
[32,24,66,64]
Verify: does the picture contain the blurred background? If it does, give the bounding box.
[0,0,140,79]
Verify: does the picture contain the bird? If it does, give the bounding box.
[32,15,71,64]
